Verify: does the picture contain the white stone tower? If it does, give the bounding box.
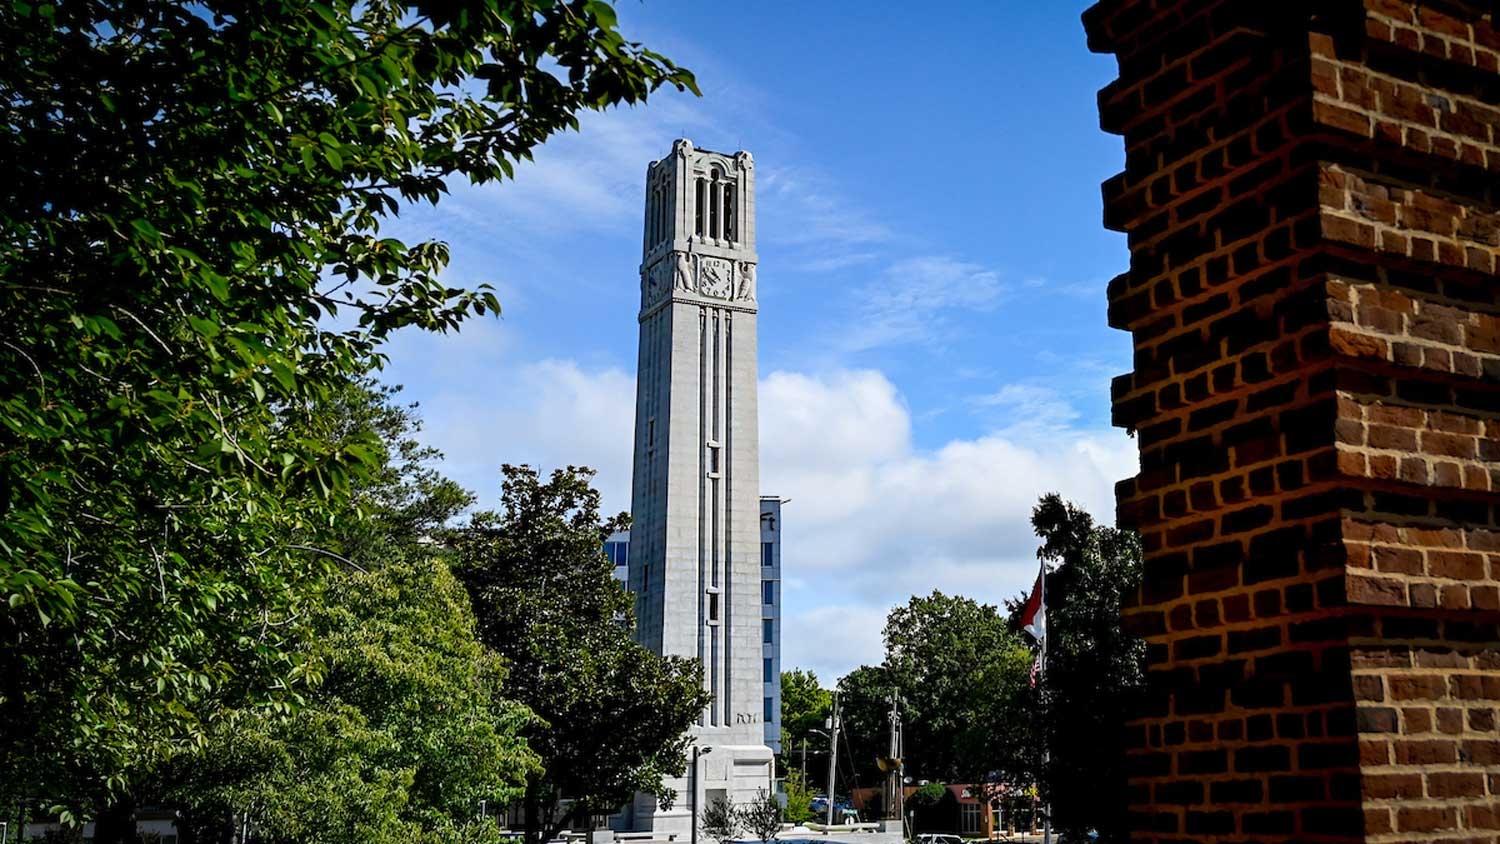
[625,139,773,837]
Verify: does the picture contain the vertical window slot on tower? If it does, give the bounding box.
[708,591,719,623]
[724,184,736,242]
[695,178,705,236]
[658,182,668,245]
[709,169,721,240]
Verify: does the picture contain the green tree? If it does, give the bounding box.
[1,0,695,812]
[834,666,898,791]
[140,381,536,844]
[453,465,713,844]
[700,795,739,844]
[782,771,816,824]
[839,593,1035,796]
[738,788,783,842]
[160,557,539,844]
[317,379,477,562]
[779,669,832,757]
[1023,495,1144,844]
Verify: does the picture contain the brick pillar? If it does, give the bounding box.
[1084,1,1500,841]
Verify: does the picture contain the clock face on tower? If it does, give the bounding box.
[700,258,733,299]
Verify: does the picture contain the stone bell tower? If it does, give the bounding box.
[625,139,773,837]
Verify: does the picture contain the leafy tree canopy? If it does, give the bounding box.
[782,771,816,825]
[452,465,712,844]
[780,668,832,752]
[841,592,1033,790]
[1018,495,1144,844]
[738,788,783,843]
[160,556,539,844]
[0,0,695,806]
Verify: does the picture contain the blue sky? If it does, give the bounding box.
[379,1,1138,682]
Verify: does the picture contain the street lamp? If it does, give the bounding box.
[690,746,713,844]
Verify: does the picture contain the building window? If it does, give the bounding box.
[709,167,722,239]
[763,696,774,723]
[723,184,737,242]
[961,803,981,834]
[762,580,774,605]
[763,657,773,683]
[694,178,706,236]
[761,541,773,568]
[708,591,719,623]
[763,618,773,643]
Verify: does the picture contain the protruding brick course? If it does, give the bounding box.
[1085,1,1500,841]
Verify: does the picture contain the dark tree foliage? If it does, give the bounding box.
[738,788,783,843]
[452,465,713,844]
[779,668,832,758]
[1018,494,1145,844]
[0,0,694,813]
[317,380,477,560]
[838,593,1033,794]
[699,795,739,844]
[835,665,898,792]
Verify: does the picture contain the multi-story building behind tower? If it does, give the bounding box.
[759,497,783,754]
[623,139,772,838]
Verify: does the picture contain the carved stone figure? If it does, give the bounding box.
[736,262,756,301]
[674,252,692,292]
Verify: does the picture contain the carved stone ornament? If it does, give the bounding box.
[736,262,756,302]
[698,257,734,299]
[641,261,672,308]
[673,252,692,292]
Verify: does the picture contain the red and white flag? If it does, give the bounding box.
[1019,566,1046,643]
[1029,652,1042,688]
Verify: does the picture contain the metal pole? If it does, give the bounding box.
[1041,567,1051,844]
[895,696,905,835]
[825,693,841,827]
[885,693,900,822]
[690,747,699,844]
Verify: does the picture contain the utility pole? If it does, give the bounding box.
[1041,571,1051,844]
[885,692,904,827]
[800,738,807,780]
[824,692,841,827]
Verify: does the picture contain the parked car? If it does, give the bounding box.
[808,795,854,814]
[916,834,964,844]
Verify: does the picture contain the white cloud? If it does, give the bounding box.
[407,357,637,515]
[760,368,1137,680]
[781,604,890,687]
[837,256,1007,352]
[434,93,722,239]
[758,168,893,249]
[396,358,1135,681]
[974,383,1080,432]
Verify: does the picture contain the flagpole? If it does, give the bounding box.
[1041,562,1050,844]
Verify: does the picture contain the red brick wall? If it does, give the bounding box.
[1083,1,1500,841]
